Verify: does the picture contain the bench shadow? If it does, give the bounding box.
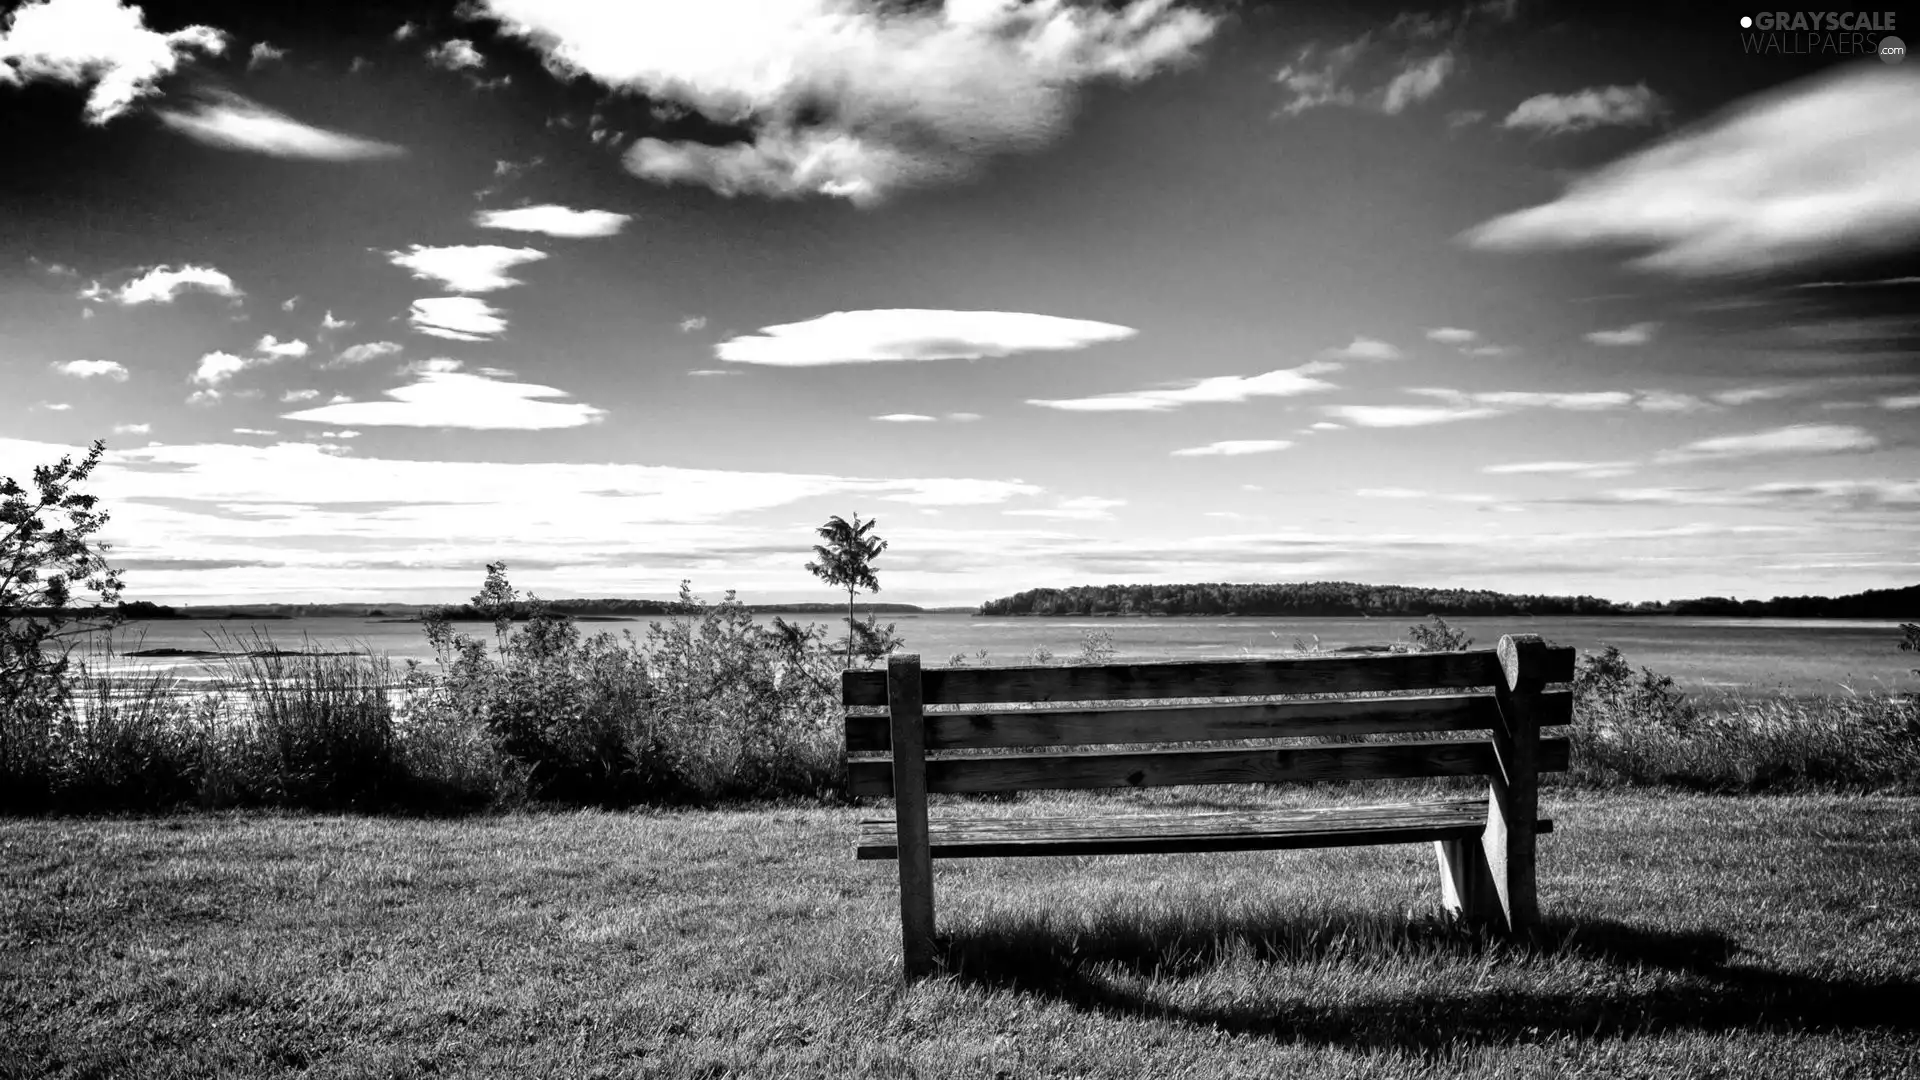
[938,911,1920,1050]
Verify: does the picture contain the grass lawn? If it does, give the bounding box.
[4,788,1918,1078]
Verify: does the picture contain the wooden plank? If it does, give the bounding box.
[844,690,1573,752]
[886,655,936,978]
[852,800,1552,858]
[847,736,1570,796]
[842,647,1575,707]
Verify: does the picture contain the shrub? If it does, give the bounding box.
[1078,627,1116,665]
[1405,615,1473,653]
[1565,643,1919,792]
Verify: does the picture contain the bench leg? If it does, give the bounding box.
[1435,836,1502,929]
[898,845,935,978]
[1435,787,1508,930]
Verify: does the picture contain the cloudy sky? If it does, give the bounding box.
[3,0,1917,606]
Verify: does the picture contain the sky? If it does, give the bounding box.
[2,0,1917,607]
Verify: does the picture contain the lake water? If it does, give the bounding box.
[83,612,1920,698]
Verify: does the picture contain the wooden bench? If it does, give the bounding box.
[842,634,1573,977]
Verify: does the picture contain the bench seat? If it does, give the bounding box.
[857,798,1553,860]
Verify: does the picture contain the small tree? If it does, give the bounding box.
[804,513,888,669]
[2,439,124,722]
[1901,623,1919,675]
[1405,614,1473,653]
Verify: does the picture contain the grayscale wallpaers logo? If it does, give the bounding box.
[1737,12,1904,58]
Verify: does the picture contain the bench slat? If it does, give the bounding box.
[847,736,1570,795]
[853,799,1554,859]
[841,648,1575,707]
[845,690,1572,752]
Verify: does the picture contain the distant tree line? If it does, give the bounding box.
[976,582,1624,617]
[1639,584,1920,618]
[976,581,1920,619]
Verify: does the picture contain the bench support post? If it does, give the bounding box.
[1445,633,1546,933]
[887,654,936,978]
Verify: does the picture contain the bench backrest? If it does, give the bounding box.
[841,636,1574,797]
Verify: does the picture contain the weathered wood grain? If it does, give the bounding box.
[844,690,1573,752]
[854,799,1554,859]
[1485,633,1545,932]
[847,736,1570,795]
[842,647,1575,707]
[886,655,936,978]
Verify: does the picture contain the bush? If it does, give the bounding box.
[405,575,844,806]
[1565,643,1920,792]
[1078,628,1116,665]
[1404,615,1473,653]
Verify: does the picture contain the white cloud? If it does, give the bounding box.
[1879,393,1920,411]
[333,341,403,366]
[1503,83,1666,135]
[475,0,1218,204]
[1322,336,1402,361]
[1005,495,1126,520]
[1712,385,1803,406]
[1585,321,1658,346]
[386,245,547,293]
[155,89,405,160]
[32,401,72,411]
[1401,387,1633,414]
[320,310,352,332]
[1655,423,1879,464]
[1463,67,1920,275]
[1380,51,1453,114]
[1634,390,1713,414]
[873,413,935,423]
[1425,327,1478,345]
[1170,439,1292,457]
[1483,460,1635,479]
[1275,28,1452,118]
[717,309,1135,367]
[103,264,240,305]
[52,358,128,380]
[426,38,485,70]
[254,334,309,360]
[283,367,607,430]
[408,297,507,341]
[393,21,418,42]
[1308,421,1343,431]
[0,0,226,123]
[184,389,219,406]
[281,296,298,312]
[687,369,736,377]
[474,204,631,238]
[1272,34,1368,115]
[1029,363,1340,413]
[402,357,465,376]
[1469,390,1633,411]
[232,427,277,436]
[111,422,149,435]
[190,351,247,386]
[281,389,319,403]
[946,412,981,422]
[1322,403,1504,427]
[678,315,708,333]
[247,41,285,69]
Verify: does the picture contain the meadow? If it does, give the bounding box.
[3,789,1917,1078]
